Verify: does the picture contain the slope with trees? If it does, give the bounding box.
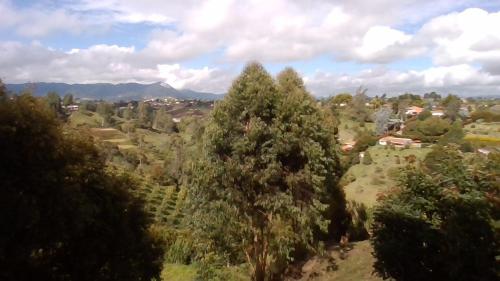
[0,90,162,281]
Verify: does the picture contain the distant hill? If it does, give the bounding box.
[5,82,224,101]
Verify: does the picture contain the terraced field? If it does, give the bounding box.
[89,128,136,150]
[132,184,188,228]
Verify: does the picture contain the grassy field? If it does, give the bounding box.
[286,240,382,281]
[343,145,432,208]
[464,122,500,147]
[68,111,103,127]
[161,264,198,281]
[89,128,136,149]
[337,114,375,144]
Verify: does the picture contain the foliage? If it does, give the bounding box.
[371,146,498,281]
[63,93,74,106]
[402,116,451,142]
[471,110,500,122]
[187,63,345,281]
[138,102,154,128]
[350,87,368,123]
[441,94,462,121]
[45,91,64,117]
[373,108,392,135]
[153,107,176,133]
[353,130,378,152]
[346,201,370,241]
[0,93,162,281]
[417,109,431,121]
[329,93,352,111]
[423,92,441,100]
[96,102,115,127]
[123,104,135,120]
[438,120,464,145]
[79,100,97,112]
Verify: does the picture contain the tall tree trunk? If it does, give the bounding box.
[255,260,265,281]
[253,228,267,281]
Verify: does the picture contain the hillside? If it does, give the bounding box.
[6,82,223,101]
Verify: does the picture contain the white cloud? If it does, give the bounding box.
[157,64,232,93]
[305,64,500,97]
[354,26,421,63]
[0,1,86,37]
[1,1,500,96]
[419,8,500,73]
[0,41,232,93]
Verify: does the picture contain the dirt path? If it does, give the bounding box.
[286,240,383,281]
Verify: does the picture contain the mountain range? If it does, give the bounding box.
[5,82,223,101]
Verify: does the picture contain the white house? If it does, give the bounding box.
[378,136,413,147]
[431,110,445,117]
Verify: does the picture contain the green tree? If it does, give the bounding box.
[0,93,162,281]
[351,86,368,123]
[123,104,135,120]
[164,135,185,190]
[438,120,464,145]
[62,93,74,106]
[330,93,352,106]
[424,92,441,100]
[137,102,153,128]
[353,130,377,152]
[45,91,62,116]
[79,100,96,112]
[442,94,462,121]
[372,146,497,281]
[188,64,344,281]
[153,107,175,133]
[374,108,392,135]
[403,117,451,142]
[417,109,432,121]
[96,102,114,127]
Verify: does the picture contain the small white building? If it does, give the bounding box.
[478,148,491,155]
[378,136,413,147]
[431,110,445,117]
[66,105,79,112]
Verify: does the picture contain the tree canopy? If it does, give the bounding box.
[187,63,345,281]
[0,92,162,281]
[372,145,498,281]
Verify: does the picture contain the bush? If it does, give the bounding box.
[460,141,474,152]
[164,234,195,264]
[471,110,500,122]
[346,201,370,241]
[372,149,497,281]
[386,167,402,180]
[353,130,378,152]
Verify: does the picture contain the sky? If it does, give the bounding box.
[1,0,500,97]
